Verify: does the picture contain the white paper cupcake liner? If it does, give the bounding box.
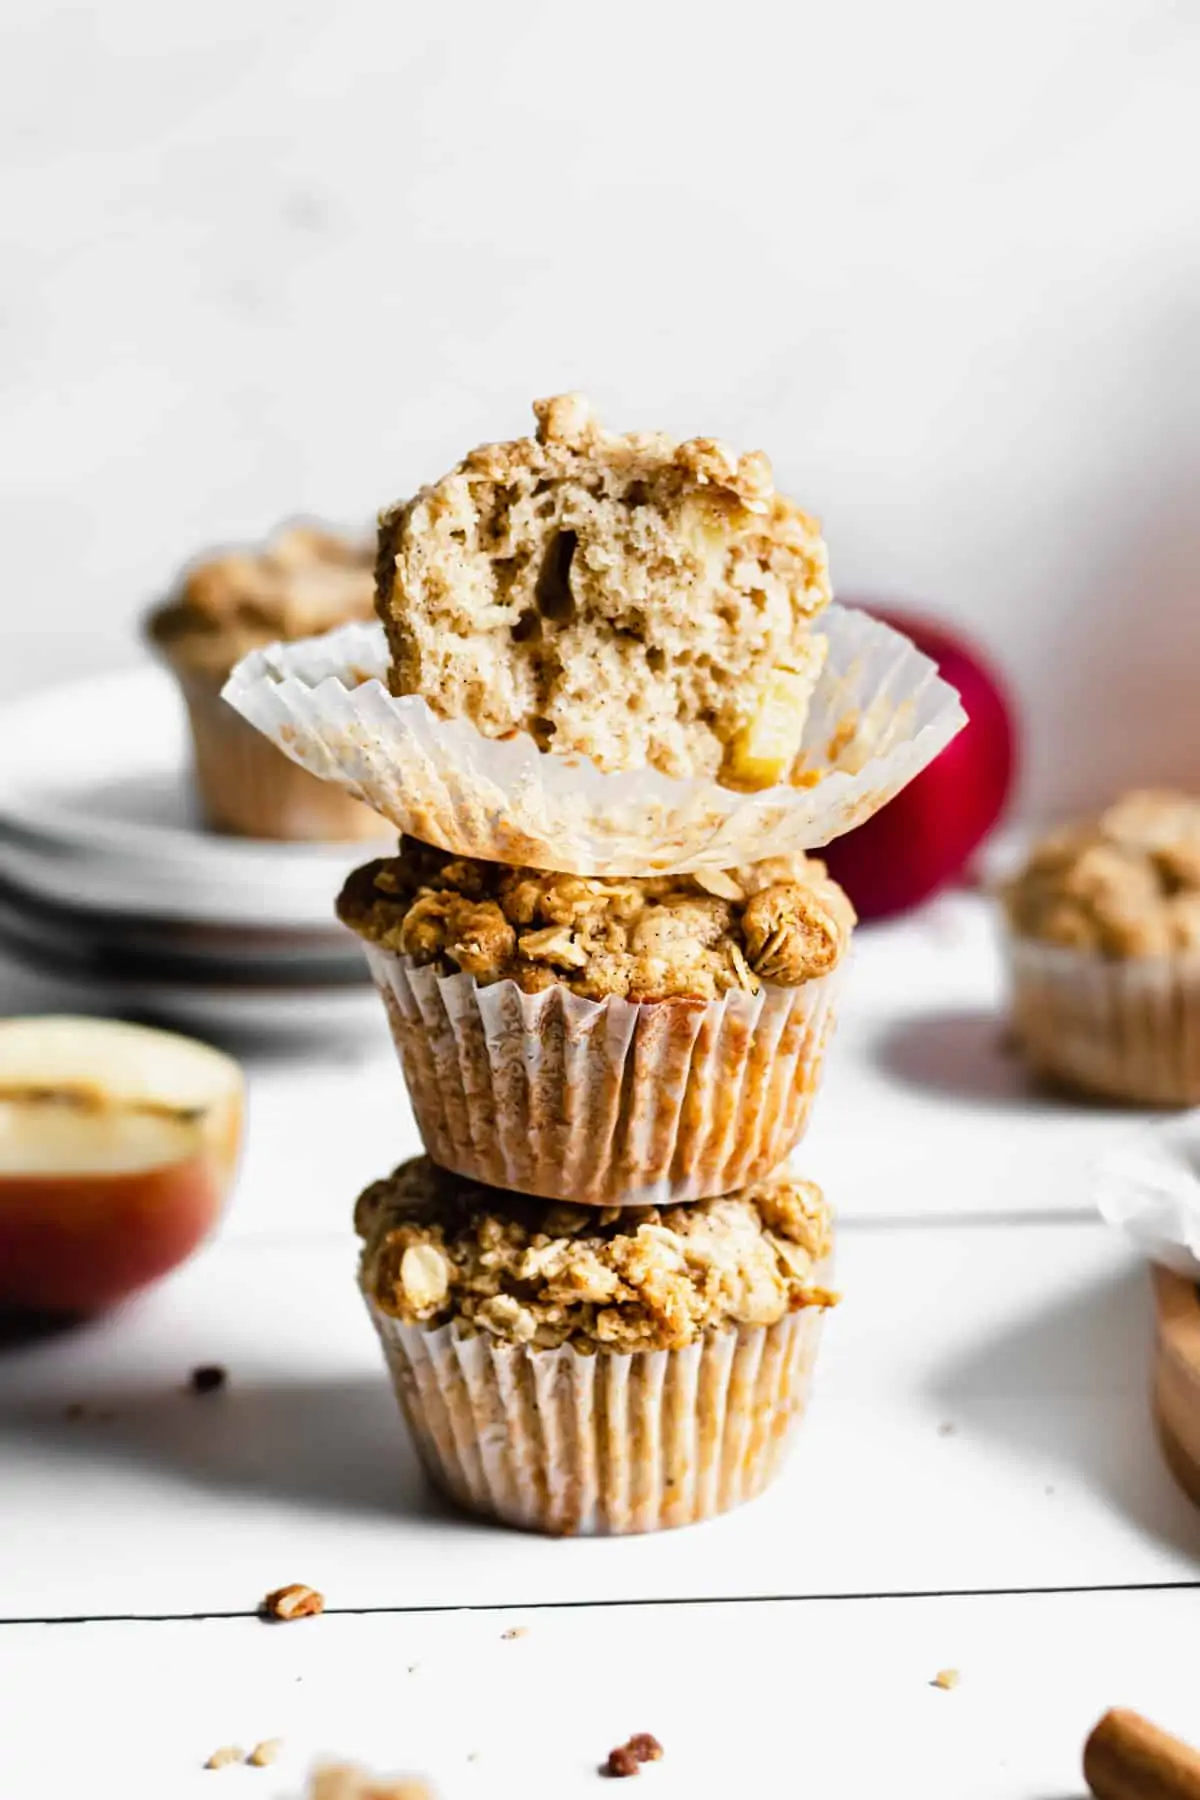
[1094,1116,1200,1278]
[1005,935,1200,1107]
[222,607,965,875]
[166,660,387,842]
[363,1296,829,1534]
[362,948,842,1206]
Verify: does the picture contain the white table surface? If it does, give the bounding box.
[2,893,1198,1797]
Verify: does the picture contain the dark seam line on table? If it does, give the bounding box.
[5,1577,1200,1628]
[837,1207,1101,1232]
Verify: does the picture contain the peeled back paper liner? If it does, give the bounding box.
[1005,935,1200,1107]
[362,1296,829,1534]
[363,948,842,1207]
[222,606,966,875]
[1095,1116,1200,1280]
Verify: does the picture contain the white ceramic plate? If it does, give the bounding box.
[0,898,384,1040]
[0,666,394,927]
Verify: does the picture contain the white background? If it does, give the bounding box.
[2,0,1198,819]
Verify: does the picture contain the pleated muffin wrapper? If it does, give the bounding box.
[363,1291,830,1535]
[160,655,388,843]
[221,606,966,875]
[1006,934,1200,1107]
[363,947,843,1207]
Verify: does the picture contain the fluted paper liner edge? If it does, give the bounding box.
[1006,935,1200,1107]
[364,949,842,1206]
[222,606,966,875]
[363,1298,828,1534]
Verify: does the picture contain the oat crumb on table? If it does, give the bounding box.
[603,1735,664,1778]
[248,1739,283,1767]
[205,1746,244,1770]
[261,1582,325,1621]
[932,1668,961,1690]
[500,1626,528,1639]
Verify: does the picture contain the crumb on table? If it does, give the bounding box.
[501,1626,528,1640]
[190,1364,228,1395]
[932,1668,961,1690]
[261,1583,325,1621]
[205,1746,244,1770]
[603,1734,664,1778]
[248,1739,283,1767]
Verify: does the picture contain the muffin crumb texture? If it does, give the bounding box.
[1004,791,1200,957]
[339,839,853,1001]
[377,395,831,786]
[356,1157,837,1352]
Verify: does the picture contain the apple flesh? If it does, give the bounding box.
[822,603,1017,920]
[0,1017,243,1313]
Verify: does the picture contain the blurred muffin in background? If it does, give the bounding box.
[1002,790,1200,1104]
[146,522,385,841]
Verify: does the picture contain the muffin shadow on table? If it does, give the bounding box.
[873,1007,1123,1112]
[1,1372,466,1525]
[926,1262,1200,1558]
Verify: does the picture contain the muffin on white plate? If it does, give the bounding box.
[356,1156,838,1535]
[1002,790,1200,1104]
[338,837,854,1206]
[147,523,383,841]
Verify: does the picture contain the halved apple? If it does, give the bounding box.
[0,1017,244,1313]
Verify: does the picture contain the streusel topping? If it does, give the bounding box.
[149,523,374,671]
[377,394,831,788]
[1004,790,1200,957]
[356,1157,836,1352]
[338,838,854,1000]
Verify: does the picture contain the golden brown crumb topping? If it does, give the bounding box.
[377,394,830,786]
[338,839,853,1000]
[148,522,374,671]
[1004,790,1200,958]
[356,1156,837,1352]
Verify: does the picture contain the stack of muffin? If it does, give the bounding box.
[319,397,862,1536]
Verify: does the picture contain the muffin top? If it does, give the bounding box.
[338,838,854,1001]
[376,394,831,789]
[1004,790,1200,957]
[356,1156,837,1352]
[148,523,375,673]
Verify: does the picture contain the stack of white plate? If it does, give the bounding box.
[0,666,395,1036]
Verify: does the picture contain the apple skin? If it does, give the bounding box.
[821,602,1018,920]
[0,1016,244,1316]
[0,1152,229,1314]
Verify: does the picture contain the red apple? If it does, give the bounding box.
[822,602,1017,919]
[0,1017,243,1313]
